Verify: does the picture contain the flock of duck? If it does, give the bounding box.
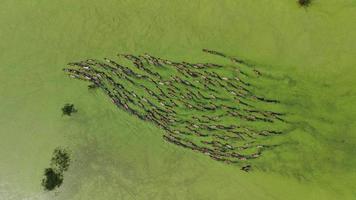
[63,49,286,166]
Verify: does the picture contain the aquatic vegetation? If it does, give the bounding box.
[41,168,63,191]
[51,148,71,172]
[64,49,287,164]
[61,103,77,116]
[41,147,71,191]
[298,0,311,7]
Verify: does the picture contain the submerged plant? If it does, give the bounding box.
[61,103,77,116]
[41,147,71,191]
[41,168,63,191]
[51,147,71,172]
[298,0,311,7]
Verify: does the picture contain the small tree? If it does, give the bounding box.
[62,103,77,116]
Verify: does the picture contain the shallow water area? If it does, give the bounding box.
[0,0,356,199]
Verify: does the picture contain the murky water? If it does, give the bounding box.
[0,1,355,199]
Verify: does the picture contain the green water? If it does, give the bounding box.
[0,1,355,199]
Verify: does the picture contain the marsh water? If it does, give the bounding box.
[0,1,355,199]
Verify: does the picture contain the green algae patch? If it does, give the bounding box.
[0,0,356,199]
